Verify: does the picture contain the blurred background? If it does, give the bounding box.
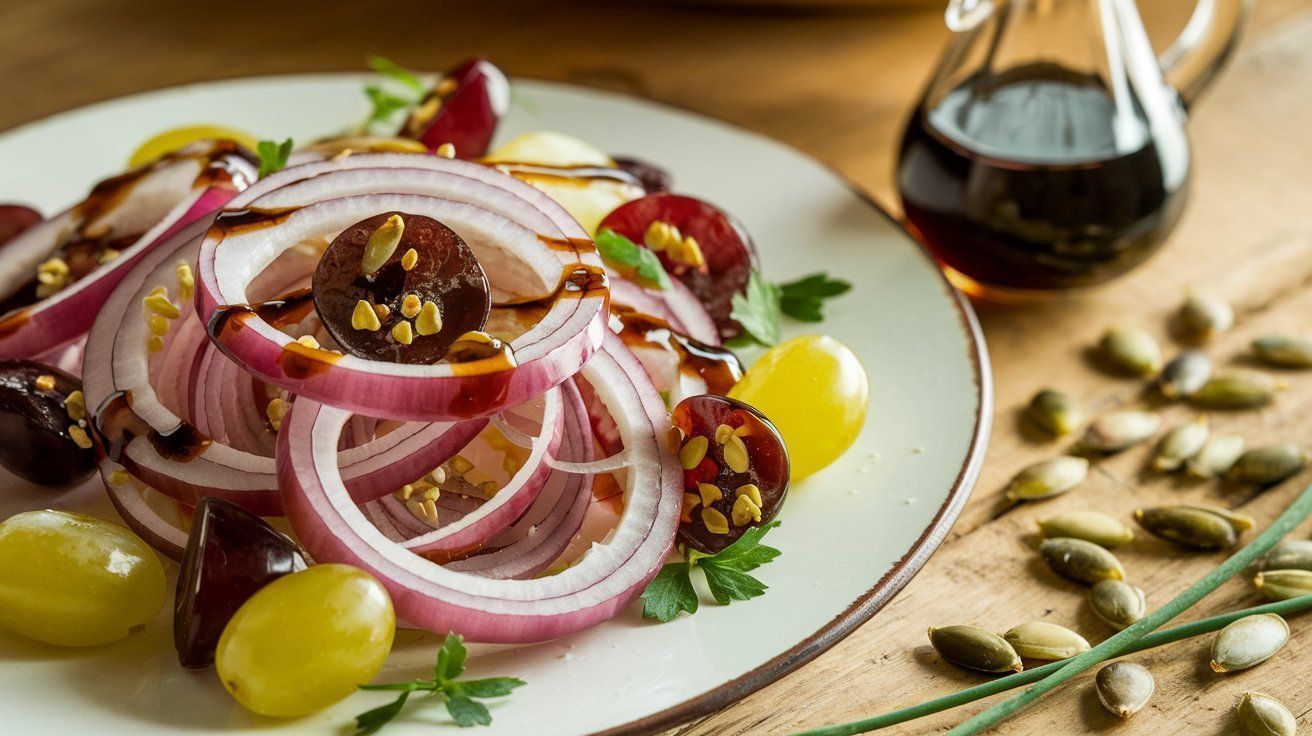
[0,0,1268,211]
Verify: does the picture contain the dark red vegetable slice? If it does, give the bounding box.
[611,156,672,194]
[672,394,788,555]
[399,57,510,158]
[0,359,94,487]
[312,211,491,364]
[598,194,758,339]
[0,204,41,246]
[174,497,305,669]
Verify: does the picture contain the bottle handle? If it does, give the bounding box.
[1158,0,1253,108]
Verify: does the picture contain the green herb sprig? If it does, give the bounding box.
[256,138,293,178]
[354,633,524,733]
[640,521,781,622]
[595,228,672,290]
[730,271,851,346]
[363,55,426,128]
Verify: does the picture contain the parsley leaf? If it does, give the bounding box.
[352,633,523,733]
[639,522,781,622]
[364,85,417,126]
[256,138,293,178]
[639,561,699,623]
[730,270,782,346]
[778,273,851,323]
[595,228,672,290]
[367,55,425,93]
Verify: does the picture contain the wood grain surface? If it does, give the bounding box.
[3,1,1312,734]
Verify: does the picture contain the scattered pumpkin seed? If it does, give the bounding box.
[1090,579,1147,630]
[1133,505,1244,550]
[1002,621,1091,661]
[1176,289,1234,343]
[1226,444,1308,485]
[1004,456,1089,502]
[1252,335,1312,369]
[1151,415,1209,471]
[1040,537,1125,585]
[1024,389,1084,437]
[927,625,1023,674]
[1236,692,1297,736]
[1260,540,1312,572]
[1037,511,1134,548]
[1186,434,1246,479]
[1253,569,1312,601]
[1192,368,1284,409]
[1098,326,1163,376]
[1210,613,1289,673]
[1081,410,1160,453]
[362,214,405,275]
[1158,350,1212,399]
[1095,661,1154,718]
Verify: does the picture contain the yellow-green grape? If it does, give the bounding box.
[129,124,260,167]
[216,564,395,717]
[0,510,166,646]
[728,334,869,480]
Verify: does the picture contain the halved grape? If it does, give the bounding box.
[174,497,306,669]
[400,57,509,158]
[598,194,758,339]
[0,359,94,487]
[611,156,672,194]
[673,394,788,554]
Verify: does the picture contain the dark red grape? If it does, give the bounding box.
[598,194,758,339]
[400,57,509,159]
[672,394,788,555]
[0,204,41,246]
[174,497,305,669]
[611,156,672,194]
[0,360,94,487]
[313,211,491,364]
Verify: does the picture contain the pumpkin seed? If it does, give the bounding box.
[1236,692,1297,736]
[1186,434,1246,479]
[1226,444,1308,485]
[1090,579,1147,630]
[1158,350,1212,399]
[1003,621,1090,661]
[1098,326,1163,376]
[1004,456,1089,502]
[927,625,1023,674]
[1252,335,1312,369]
[1133,505,1243,550]
[1260,539,1312,572]
[1177,289,1234,343]
[1253,569,1312,601]
[1095,661,1154,718]
[1210,613,1289,673]
[1038,511,1134,548]
[1081,410,1161,453]
[1024,389,1084,437]
[1151,415,1209,471]
[1040,537,1125,585]
[1192,369,1283,409]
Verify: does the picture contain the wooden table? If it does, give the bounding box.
[4,1,1312,733]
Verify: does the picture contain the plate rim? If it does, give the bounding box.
[0,72,994,736]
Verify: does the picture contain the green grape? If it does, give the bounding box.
[0,509,166,646]
[216,563,395,717]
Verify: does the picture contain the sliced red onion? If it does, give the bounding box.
[609,276,718,347]
[101,459,190,561]
[0,143,254,359]
[277,334,680,643]
[196,156,608,422]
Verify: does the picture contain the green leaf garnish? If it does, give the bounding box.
[640,522,781,622]
[778,273,851,323]
[256,138,293,178]
[595,228,672,290]
[364,85,418,126]
[730,270,782,346]
[353,633,524,733]
[367,55,425,93]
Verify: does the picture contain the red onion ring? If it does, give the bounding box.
[277,333,680,643]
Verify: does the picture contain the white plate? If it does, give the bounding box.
[0,75,991,736]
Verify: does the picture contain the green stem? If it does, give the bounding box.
[792,594,1312,736]
[947,482,1312,735]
